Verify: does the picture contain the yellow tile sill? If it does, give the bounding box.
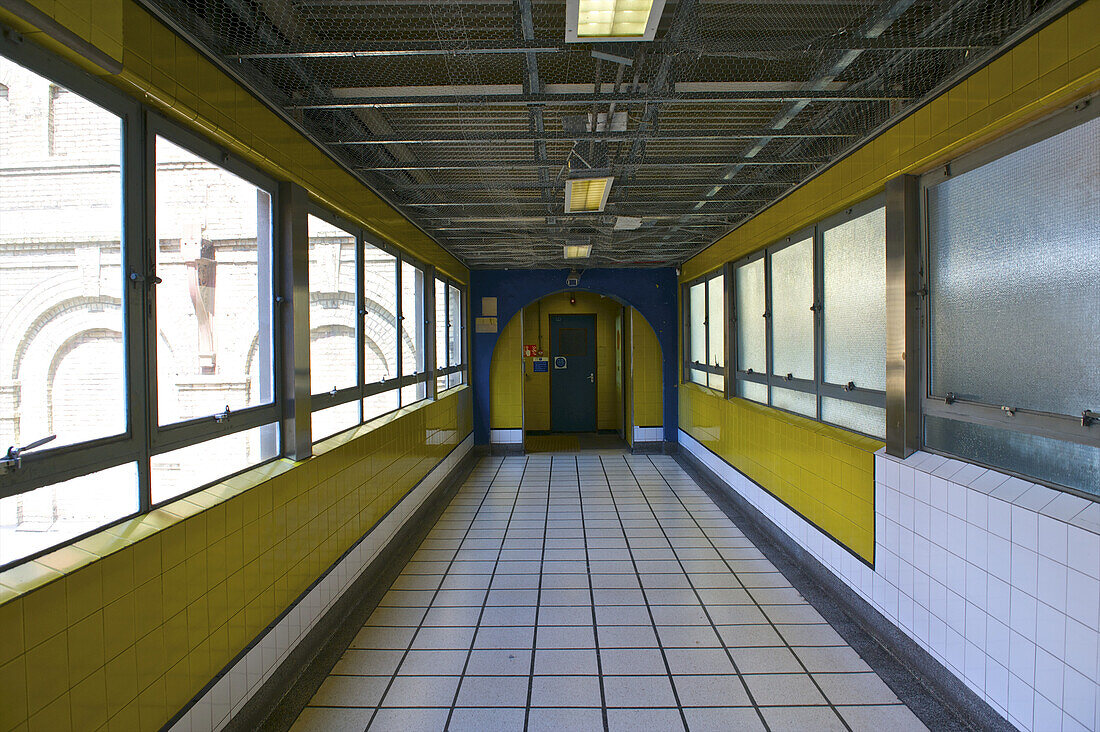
[0,386,469,604]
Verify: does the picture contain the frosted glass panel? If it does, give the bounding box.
[823,207,886,390]
[735,260,766,373]
[925,416,1098,497]
[707,373,725,392]
[738,380,767,404]
[689,282,706,366]
[690,368,706,386]
[311,401,360,442]
[707,276,724,368]
[770,238,814,380]
[822,397,885,439]
[927,115,1100,416]
[771,386,816,418]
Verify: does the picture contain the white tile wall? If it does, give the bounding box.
[678,430,1100,732]
[490,428,523,444]
[633,426,663,442]
[168,435,475,732]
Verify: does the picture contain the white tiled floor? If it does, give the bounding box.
[289,452,929,732]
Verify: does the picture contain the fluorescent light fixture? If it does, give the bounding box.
[614,216,642,230]
[566,0,667,42]
[564,243,593,259]
[565,176,613,213]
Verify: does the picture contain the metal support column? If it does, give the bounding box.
[279,181,313,460]
[885,174,921,458]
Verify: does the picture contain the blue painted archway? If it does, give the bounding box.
[470,268,679,444]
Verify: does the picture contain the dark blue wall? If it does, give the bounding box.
[470,268,679,444]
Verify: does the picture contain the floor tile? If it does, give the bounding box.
[366,707,450,731]
[331,649,405,676]
[396,649,468,676]
[410,626,476,651]
[597,624,659,648]
[534,648,599,675]
[536,625,595,649]
[603,674,678,707]
[308,675,389,707]
[599,648,668,675]
[728,646,804,674]
[682,706,765,732]
[836,703,928,731]
[672,674,752,707]
[473,625,535,649]
[455,675,531,707]
[379,675,461,707]
[742,673,826,706]
[349,626,417,650]
[664,647,736,675]
[447,707,527,731]
[527,707,605,732]
[761,705,847,732]
[530,674,603,707]
[607,708,686,732]
[813,672,900,704]
[290,707,374,732]
[793,645,873,673]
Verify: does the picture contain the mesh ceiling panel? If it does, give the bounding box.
[138,0,1064,268]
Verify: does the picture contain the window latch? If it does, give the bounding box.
[810,302,822,313]
[214,405,232,424]
[944,392,956,405]
[785,373,794,382]
[1083,410,1098,427]
[1001,405,1016,417]
[330,387,338,397]
[844,381,856,392]
[1,435,56,473]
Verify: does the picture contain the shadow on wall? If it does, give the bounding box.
[471,268,678,444]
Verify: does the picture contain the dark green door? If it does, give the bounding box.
[550,314,597,432]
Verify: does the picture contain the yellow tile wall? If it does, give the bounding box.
[0,0,466,282]
[0,389,473,732]
[490,313,523,430]
[630,309,663,429]
[675,2,1099,564]
[680,384,879,562]
[623,313,633,446]
[519,292,623,433]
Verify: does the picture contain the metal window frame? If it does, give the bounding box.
[682,268,725,393]
[918,95,1100,454]
[0,34,147,505]
[396,255,433,407]
[729,200,888,439]
[144,113,284,461]
[434,273,469,390]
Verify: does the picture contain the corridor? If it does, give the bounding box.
[288,453,927,732]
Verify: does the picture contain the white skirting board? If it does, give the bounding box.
[169,434,474,732]
[678,429,1100,732]
[490,428,523,444]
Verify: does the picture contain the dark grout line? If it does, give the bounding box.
[521,455,556,731]
[573,455,612,732]
[363,457,509,732]
[442,456,529,731]
[594,455,693,732]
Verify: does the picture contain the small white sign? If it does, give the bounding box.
[481,297,497,317]
[475,316,497,333]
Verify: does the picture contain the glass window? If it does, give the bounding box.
[735,260,766,375]
[435,278,448,371]
[0,462,139,566]
[685,273,723,389]
[448,284,462,369]
[312,401,360,442]
[0,56,126,453]
[400,261,425,377]
[154,135,274,425]
[308,214,357,395]
[151,423,279,504]
[363,390,399,422]
[688,282,706,370]
[823,207,886,392]
[363,242,397,385]
[923,112,1100,495]
[770,236,814,382]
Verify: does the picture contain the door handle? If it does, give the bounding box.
[588,373,594,383]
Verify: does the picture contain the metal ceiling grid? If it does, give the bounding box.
[139,0,1065,268]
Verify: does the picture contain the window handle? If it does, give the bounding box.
[1,434,56,472]
[214,405,232,424]
[1083,410,1098,427]
[785,373,793,382]
[129,269,162,285]
[844,381,856,392]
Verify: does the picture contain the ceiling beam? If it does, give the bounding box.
[355,158,826,171]
[328,128,858,144]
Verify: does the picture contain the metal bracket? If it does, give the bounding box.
[785,373,793,382]
[214,405,232,423]
[1083,410,1098,427]
[944,392,956,405]
[1001,405,1016,417]
[809,302,822,313]
[844,381,856,392]
[129,269,162,285]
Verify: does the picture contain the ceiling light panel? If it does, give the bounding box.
[565,176,613,213]
[563,243,593,259]
[566,0,667,42]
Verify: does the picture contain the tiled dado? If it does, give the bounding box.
[0,388,473,732]
[680,430,1100,732]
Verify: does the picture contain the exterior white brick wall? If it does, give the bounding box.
[679,430,1100,732]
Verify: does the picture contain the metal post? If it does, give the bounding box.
[279,182,313,460]
[885,174,921,458]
